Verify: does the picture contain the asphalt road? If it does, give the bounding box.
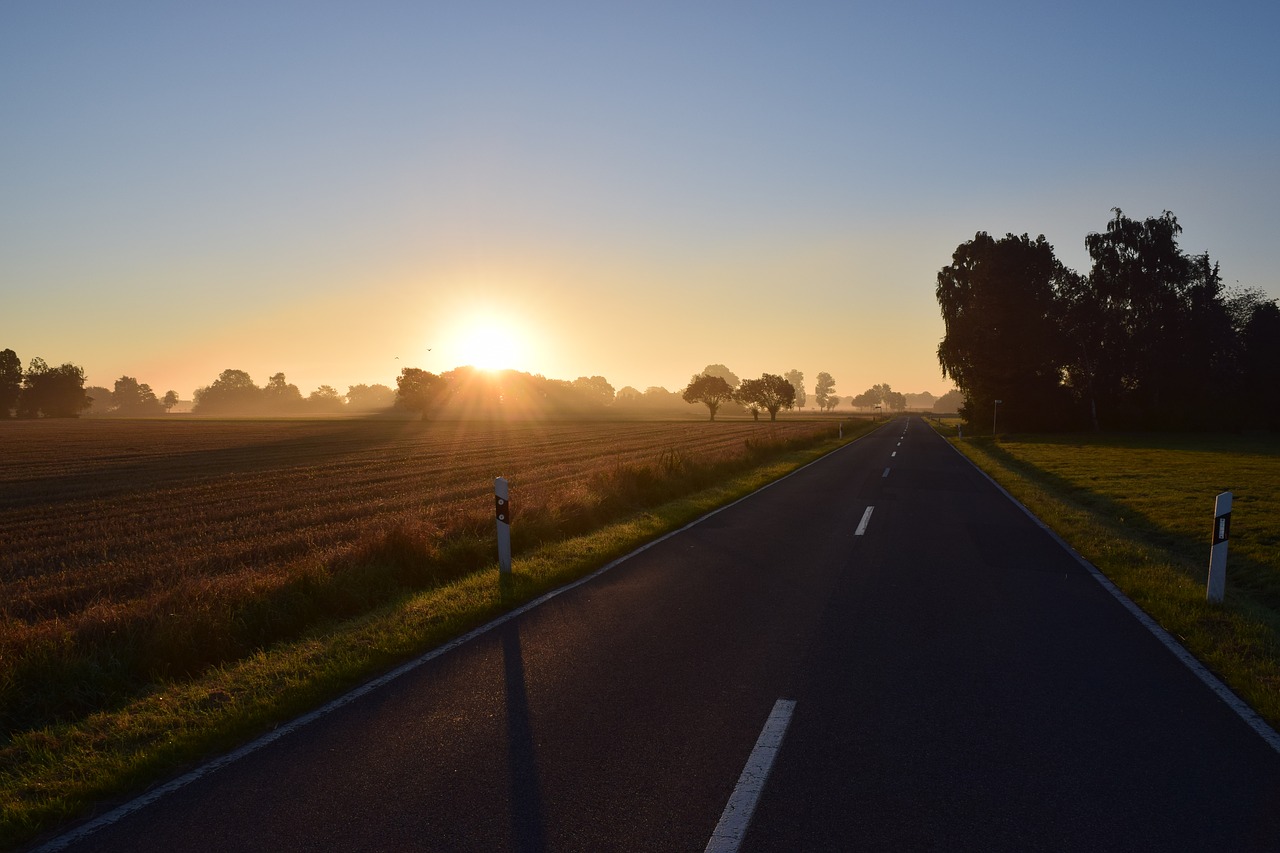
[35,417,1280,852]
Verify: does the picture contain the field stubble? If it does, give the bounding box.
[1,416,840,733]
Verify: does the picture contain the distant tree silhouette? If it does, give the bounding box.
[346,383,395,411]
[162,390,179,412]
[814,372,836,411]
[614,385,643,405]
[307,385,345,413]
[18,358,90,418]
[192,369,262,415]
[112,376,164,415]
[264,372,304,414]
[572,375,616,406]
[682,374,736,421]
[700,364,740,389]
[84,385,113,414]
[0,349,20,417]
[932,389,965,414]
[784,370,806,410]
[736,373,796,421]
[396,367,448,418]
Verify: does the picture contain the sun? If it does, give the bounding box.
[447,314,532,372]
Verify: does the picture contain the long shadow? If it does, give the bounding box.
[977,438,1280,609]
[501,621,548,853]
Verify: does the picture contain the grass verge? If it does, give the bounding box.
[0,422,876,851]
[950,433,1280,735]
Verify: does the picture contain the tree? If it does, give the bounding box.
[0,349,20,417]
[784,370,806,410]
[18,358,91,418]
[263,372,304,414]
[396,367,448,418]
[682,374,736,421]
[192,369,262,415]
[84,385,113,414]
[112,376,164,415]
[1242,300,1280,428]
[814,372,836,411]
[572,375,616,407]
[346,383,396,411]
[308,385,346,413]
[932,389,965,413]
[735,373,796,421]
[699,364,740,389]
[614,386,643,405]
[1075,209,1237,428]
[936,231,1073,432]
[162,390,179,412]
[851,388,881,410]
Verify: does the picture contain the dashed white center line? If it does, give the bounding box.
[891,451,897,457]
[705,699,797,853]
[882,467,891,478]
[855,506,875,536]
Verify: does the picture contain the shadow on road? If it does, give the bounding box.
[502,622,547,853]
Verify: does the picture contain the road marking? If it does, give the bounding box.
[891,451,897,457]
[882,467,890,478]
[705,699,797,853]
[33,422,891,853]
[855,506,874,536]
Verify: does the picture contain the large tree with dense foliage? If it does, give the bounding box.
[682,373,736,421]
[1074,209,1238,428]
[936,232,1073,432]
[936,209,1274,432]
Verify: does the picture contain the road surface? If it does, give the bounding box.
[35,417,1280,852]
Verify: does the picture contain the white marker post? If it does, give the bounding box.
[495,477,512,577]
[1206,491,1232,603]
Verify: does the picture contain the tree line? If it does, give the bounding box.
[2,349,961,421]
[0,350,104,418]
[937,209,1280,432]
[191,370,398,415]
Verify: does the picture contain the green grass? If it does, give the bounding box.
[0,421,877,851]
[951,432,1280,733]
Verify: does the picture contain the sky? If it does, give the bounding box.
[3,1,1278,402]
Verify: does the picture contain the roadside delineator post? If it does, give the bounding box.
[1206,491,1232,603]
[495,477,512,577]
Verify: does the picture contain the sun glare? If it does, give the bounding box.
[447,315,531,372]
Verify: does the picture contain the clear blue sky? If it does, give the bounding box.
[3,1,1277,400]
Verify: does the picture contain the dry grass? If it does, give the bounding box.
[0,416,840,733]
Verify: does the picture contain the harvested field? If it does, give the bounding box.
[0,416,841,731]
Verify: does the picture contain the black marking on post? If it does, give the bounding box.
[496,495,510,525]
[1213,512,1231,545]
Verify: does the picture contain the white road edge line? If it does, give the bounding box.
[704,699,797,853]
[855,506,875,536]
[33,424,894,853]
[937,428,1280,756]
